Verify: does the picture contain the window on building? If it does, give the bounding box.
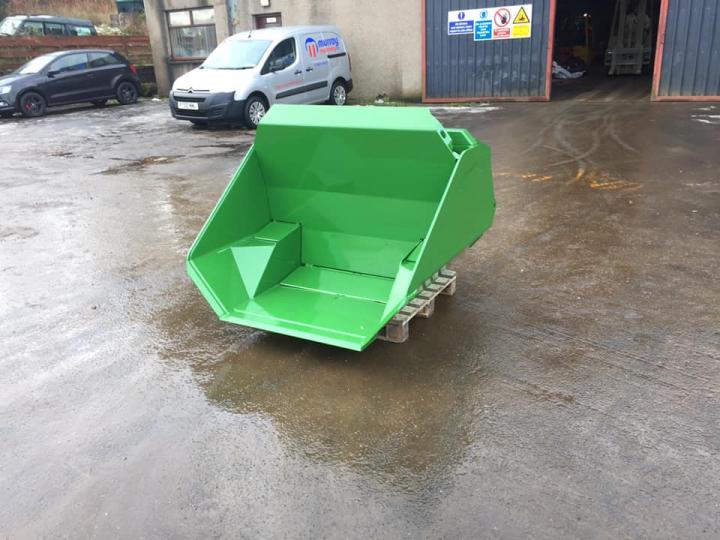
[167,7,217,60]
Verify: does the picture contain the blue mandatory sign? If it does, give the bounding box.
[449,20,474,34]
[474,20,492,40]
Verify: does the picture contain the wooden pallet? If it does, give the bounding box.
[376,267,456,344]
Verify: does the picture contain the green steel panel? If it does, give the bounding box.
[224,286,386,350]
[187,105,495,350]
[230,221,300,298]
[281,266,394,304]
[300,229,418,278]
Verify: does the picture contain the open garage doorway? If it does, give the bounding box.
[551,0,662,101]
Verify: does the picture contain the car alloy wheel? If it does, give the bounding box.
[333,84,347,106]
[117,82,137,105]
[248,100,266,127]
[20,92,46,118]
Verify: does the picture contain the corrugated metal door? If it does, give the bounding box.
[424,0,553,101]
[654,0,720,99]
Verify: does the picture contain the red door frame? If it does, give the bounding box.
[651,0,720,101]
[421,0,557,103]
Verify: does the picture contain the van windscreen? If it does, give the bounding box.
[0,17,22,35]
[202,40,272,70]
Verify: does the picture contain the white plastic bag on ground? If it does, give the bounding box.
[552,61,584,79]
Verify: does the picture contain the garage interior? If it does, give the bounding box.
[552,0,662,101]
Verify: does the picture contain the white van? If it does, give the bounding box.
[169,25,352,128]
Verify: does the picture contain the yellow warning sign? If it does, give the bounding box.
[511,24,531,38]
[513,6,530,24]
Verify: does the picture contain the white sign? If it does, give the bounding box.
[448,4,532,41]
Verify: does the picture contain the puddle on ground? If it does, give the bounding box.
[99,155,179,175]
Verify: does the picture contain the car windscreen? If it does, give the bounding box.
[201,39,272,70]
[16,55,54,74]
[0,17,22,35]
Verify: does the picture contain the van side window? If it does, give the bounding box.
[264,38,296,73]
[20,21,44,36]
[44,22,65,36]
[68,24,93,36]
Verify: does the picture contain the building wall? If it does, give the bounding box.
[145,0,230,94]
[230,0,423,100]
[656,0,720,98]
[425,0,552,101]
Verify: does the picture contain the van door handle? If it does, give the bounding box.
[293,69,302,75]
[305,67,313,72]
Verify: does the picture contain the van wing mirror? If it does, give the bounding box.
[47,70,59,78]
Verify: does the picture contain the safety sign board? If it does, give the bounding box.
[448,19,474,35]
[514,6,530,23]
[448,4,532,41]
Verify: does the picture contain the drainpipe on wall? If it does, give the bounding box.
[226,0,238,34]
[214,0,232,41]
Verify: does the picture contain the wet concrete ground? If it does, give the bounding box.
[1,99,719,538]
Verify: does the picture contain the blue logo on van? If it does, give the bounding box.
[305,36,339,58]
[305,37,318,58]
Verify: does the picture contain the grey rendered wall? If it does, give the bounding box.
[230,0,422,100]
[425,0,551,99]
[144,0,231,95]
[657,0,720,97]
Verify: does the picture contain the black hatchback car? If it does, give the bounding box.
[0,49,141,118]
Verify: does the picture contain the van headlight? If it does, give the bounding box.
[0,86,11,95]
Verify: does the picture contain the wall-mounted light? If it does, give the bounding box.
[261,0,270,7]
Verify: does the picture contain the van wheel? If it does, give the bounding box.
[19,91,47,118]
[116,81,138,105]
[243,95,267,129]
[329,80,347,106]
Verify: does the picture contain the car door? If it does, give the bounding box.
[261,37,305,104]
[40,53,93,105]
[299,32,332,103]
[87,52,126,98]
